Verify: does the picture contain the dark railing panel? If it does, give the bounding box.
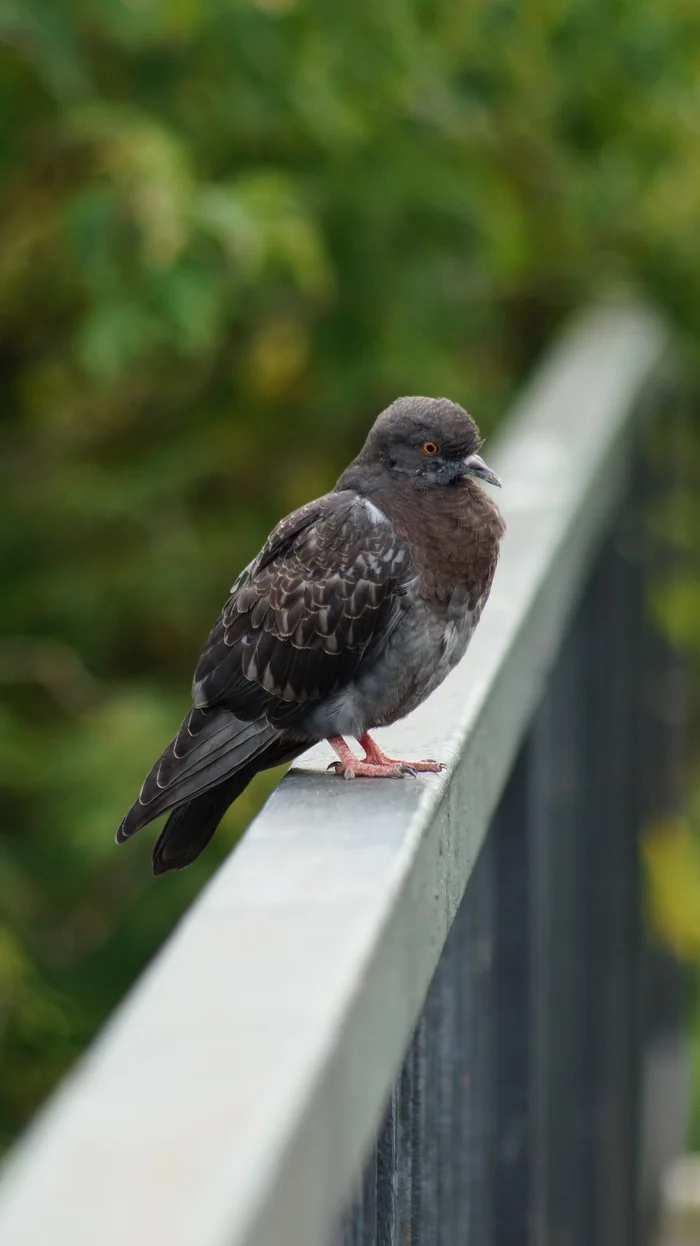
[336,826,497,1246]
[493,744,532,1246]
[584,529,642,1246]
[334,486,682,1246]
[530,601,593,1246]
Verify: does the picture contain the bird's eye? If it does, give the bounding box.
[421,441,439,456]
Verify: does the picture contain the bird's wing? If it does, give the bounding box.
[191,490,413,728]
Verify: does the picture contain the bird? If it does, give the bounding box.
[117,396,505,874]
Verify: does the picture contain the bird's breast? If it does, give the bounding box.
[365,478,504,610]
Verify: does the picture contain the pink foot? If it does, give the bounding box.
[359,732,446,773]
[327,733,446,780]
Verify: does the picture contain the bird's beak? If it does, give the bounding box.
[463,452,502,489]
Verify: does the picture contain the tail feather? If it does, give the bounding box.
[117,716,307,872]
[152,736,305,873]
[117,710,278,843]
[151,769,255,875]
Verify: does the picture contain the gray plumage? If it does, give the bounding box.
[117,396,505,873]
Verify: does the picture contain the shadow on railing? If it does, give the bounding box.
[0,305,686,1246]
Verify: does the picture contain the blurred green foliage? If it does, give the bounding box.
[3,0,700,1150]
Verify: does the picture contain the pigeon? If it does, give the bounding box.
[117,396,505,874]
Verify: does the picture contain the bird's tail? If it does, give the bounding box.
[116,706,304,872]
[151,767,257,875]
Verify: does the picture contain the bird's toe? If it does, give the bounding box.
[328,760,356,779]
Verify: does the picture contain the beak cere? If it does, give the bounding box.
[463,452,502,489]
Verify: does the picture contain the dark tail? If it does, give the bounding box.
[116,706,306,872]
[151,767,256,875]
[117,707,279,846]
[151,736,304,874]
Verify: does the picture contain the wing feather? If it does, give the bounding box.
[191,490,412,728]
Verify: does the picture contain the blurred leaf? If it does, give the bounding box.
[194,173,332,294]
[643,818,700,960]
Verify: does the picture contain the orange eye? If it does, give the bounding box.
[421,441,439,456]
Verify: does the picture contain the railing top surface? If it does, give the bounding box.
[0,305,669,1246]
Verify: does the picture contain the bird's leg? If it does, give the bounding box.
[327,734,445,780]
[326,736,409,778]
[358,732,446,774]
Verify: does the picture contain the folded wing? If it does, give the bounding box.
[191,490,412,727]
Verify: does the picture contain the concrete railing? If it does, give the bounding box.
[0,305,683,1246]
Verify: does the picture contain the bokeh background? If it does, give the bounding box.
[3,0,700,1154]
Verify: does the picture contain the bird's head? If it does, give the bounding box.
[357,396,501,489]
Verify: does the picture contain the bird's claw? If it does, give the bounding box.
[327,735,446,780]
[386,758,447,774]
[327,758,443,780]
[327,759,410,779]
[327,761,362,780]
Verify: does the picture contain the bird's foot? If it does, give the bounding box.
[328,757,419,779]
[326,734,446,780]
[360,732,446,773]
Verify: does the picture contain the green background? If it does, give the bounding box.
[3,0,700,1150]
